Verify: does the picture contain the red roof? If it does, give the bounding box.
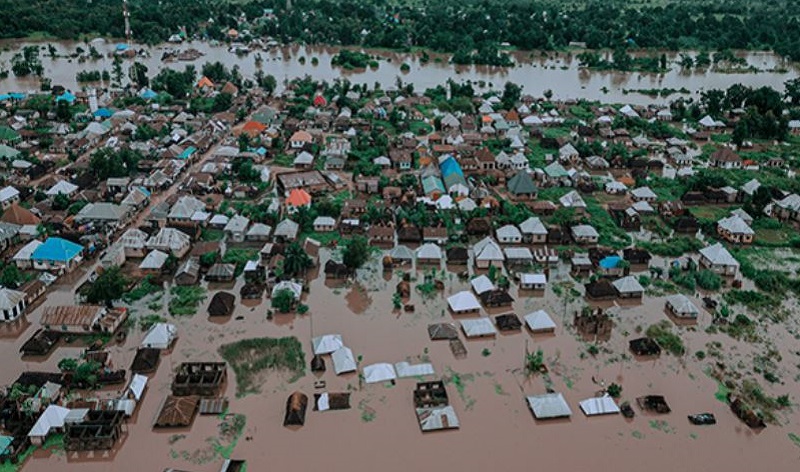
[313,95,328,107]
[286,189,312,207]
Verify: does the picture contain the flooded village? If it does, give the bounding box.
[0,33,799,472]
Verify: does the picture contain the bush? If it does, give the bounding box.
[646,321,685,356]
[694,270,722,290]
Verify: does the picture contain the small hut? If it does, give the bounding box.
[495,313,522,331]
[310,355,326,372]
[208,292,236,317]
[284,392,308,426]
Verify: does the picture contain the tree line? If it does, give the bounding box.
[1,1,800,62]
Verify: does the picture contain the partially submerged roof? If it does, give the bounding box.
[312,334,344,355]
[363,363,397,384]
[526,393,572,419]
[524,310,556,332]
[579,395,620,416]
[394,362,435,378]
[447,291,481,312]
[331,346,357,375]
[460,318,497,337]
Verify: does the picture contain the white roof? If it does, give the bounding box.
[504,247,533,260]
[612,275,644,294]
[331,346,357,374]
[224,214,250,232]
[46,180,78,196]
[619,104,639,118]
[416,243,443,260]
[312,334,344,355]
[417,405,460,431]
[313,216,336,227]
[389,245,414,260]
[666,294,699,317]
[474,237,504,262]
[526,393,572,419]
[394,362,435,378]
[209,214,229,226]
[139,249,169,270]
[524,310,556,332]
[461,318,497,337]
[579,395,620,416]
[631,186,658,199]
[717,215,754,235]
[559,190,586,208]
[28,405,70,438]
[470,275,495,295]
[363,363,397,384]
[571,224,599,238]
[699,243,739,267]
[141,322,177,349]
[127,374,148,401]
[0,288,25,310]
[632,201,655,213]
[0,186,19,202]
[521,273,547,285]
[496,224,522,240]
[519,217,547,235]
[447,291,481,312]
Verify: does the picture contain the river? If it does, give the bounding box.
[0,40,797,106]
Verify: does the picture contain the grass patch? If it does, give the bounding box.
[219,337,306,397]
[646,321,685,356]
[789,433,800,448]
[168,286,207,316]
[201,228,225,242]
[123,275,162,303]
[639,237,704,257]
[222,248,259,276]
[212,414,246,460]
[139,314,167,331]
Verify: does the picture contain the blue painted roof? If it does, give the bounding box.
[439,156,463,178]
[8,93,25,100]
[115,43,129,51]
[0,436,12,455]
[178,146,197,159]
[599,255,622,269]
[32,237,83,262]
[0,94,10,101]
[56,91,76,103]
[138,186,151,197]
[94,108,112,117]
[140,88,158,100]
[421,175,445,195]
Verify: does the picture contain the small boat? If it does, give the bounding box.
[688,413,716,425]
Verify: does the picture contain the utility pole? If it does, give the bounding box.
[123,0,132,46]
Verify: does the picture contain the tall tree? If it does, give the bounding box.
[86,266,127,308]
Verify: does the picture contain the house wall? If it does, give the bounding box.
[1,299,25,321]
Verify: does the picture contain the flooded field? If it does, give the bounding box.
[4,246,800,472]
[0,41,797,106]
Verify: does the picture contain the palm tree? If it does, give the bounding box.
[283,242,312,277]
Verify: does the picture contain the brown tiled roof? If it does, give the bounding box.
[155,395,199,427]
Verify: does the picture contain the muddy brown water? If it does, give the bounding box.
[0,41,797,106]
[2,247,799,472]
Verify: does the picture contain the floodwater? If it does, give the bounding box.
[6,244,800,472]
[0,41,797,105]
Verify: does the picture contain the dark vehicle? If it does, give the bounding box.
[620,402,635,419]
[688,413,716,425]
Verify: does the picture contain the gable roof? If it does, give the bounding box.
[507,171,537,195]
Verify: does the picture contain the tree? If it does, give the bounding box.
[271,289,295,313]
[112,55,124,84]
[56,100,72,122]
[58,358,79,372]
[0,264,23,288]
[342,236,370,271]
[501,81,522,110]
[607,383,623,398]
[283,242,312,277]
[785,78,800,106]
[74,361,101,387]
[52,193,71,211]
[128,62,149,87]
[86,266,127,308]
[212,92,233,112]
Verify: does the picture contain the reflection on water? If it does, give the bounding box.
[0,41,796,105]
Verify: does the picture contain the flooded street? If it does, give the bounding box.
[0,41,797,105]
[4,248,799,472]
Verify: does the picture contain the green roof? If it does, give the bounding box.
[544,162,569,178]
[507,171,537,195]
[0,126,20,143]
[0,144,20,160]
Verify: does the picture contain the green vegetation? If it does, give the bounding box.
[646,321,685,356]
[640,238,704,258]
[331,50,372,69]
[139,314,167,331]
[271,289,296,313]
[168,286,206,316]
[123,275,162,303]
[219,337,305,396]
[222,248,259,276]
[85,266,128,307]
